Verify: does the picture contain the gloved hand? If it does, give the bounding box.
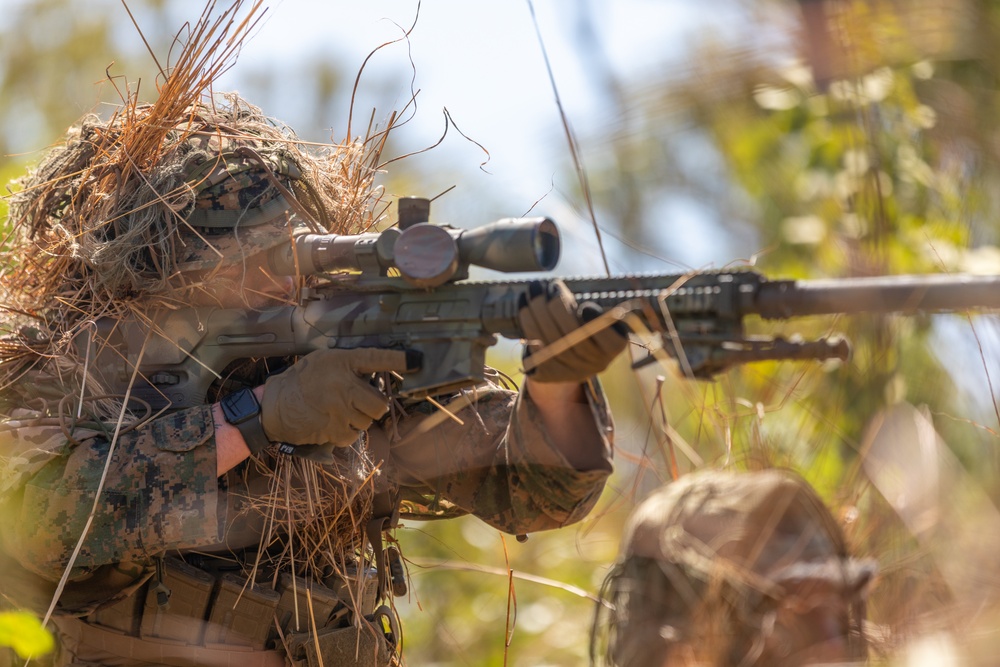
[260,348,412,450]
[518,280,628,384]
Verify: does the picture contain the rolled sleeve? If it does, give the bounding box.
[477,380,613,533]
[389,379,614,535]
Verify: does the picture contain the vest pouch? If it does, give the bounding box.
[86,583,146,636]
[204,572,281,650]
[323,564,379,620]
[139,557,215,645]
[290,624,390,667]
[275,573,343,638]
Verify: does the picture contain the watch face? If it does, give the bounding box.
[223,388,259,424]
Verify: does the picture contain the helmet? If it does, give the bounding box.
[594,469,876,666]
[171,125,309,273]
[5,93,370,360]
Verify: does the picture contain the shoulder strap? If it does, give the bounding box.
[364,431,403,601]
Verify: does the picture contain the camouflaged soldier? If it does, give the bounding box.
[0,97,627,666]
[593,470,877,667]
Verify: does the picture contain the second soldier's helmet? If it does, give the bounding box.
[593,469,877,667]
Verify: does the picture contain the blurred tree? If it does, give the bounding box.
[0,0,170,161]
[0,0,360,167]
[573,0,1000,659]
[570,0,998,467]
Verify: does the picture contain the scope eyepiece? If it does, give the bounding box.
[456,217,559,274]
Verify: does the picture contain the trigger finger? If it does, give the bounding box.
[351,384,392,421]
[346,411,376,431]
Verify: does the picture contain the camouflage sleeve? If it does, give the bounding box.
[385,379,614,534]
[0,406,222,586]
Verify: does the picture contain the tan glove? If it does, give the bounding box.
[260,348,411,449]
[518,280,628,384]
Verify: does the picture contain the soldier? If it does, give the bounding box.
[0,96,627,666]
[592,469,877,666]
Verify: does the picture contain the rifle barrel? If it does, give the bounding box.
[754,274,1000,319]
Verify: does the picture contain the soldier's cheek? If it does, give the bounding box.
[265,276,296,300]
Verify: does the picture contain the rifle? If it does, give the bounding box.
[85,198,1000,410]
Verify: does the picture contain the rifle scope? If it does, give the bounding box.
[267,217,560,286]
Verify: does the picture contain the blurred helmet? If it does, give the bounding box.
[594,469,876,667]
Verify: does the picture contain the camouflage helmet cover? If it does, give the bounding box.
[173,129,309,273]
[621,469,851,577]
[596,469,876,667]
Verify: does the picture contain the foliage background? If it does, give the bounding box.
[5,1,1000,665]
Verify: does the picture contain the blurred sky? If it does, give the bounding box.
[208,0,756,274]
[0,0,762,271]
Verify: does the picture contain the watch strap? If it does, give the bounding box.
[220,388,271,455]
[235,412,271,455]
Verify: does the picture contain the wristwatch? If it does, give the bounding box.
[219,387,271,455]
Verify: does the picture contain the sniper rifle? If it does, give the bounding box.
[84,198,1000,410]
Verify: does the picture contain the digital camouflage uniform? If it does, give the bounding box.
[0,368,613,666]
